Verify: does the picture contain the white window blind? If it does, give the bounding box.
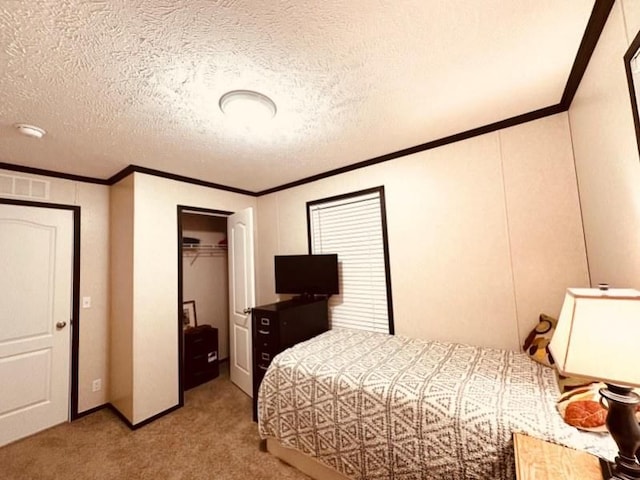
[309,190,392,333]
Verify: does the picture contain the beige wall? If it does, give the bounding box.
[182,213,229,359]
[568,0,640,289]
[500,118,589,343]
[129,173,256,424]
[0,169,110,414]
[256,113,588,351]
[109,175,134,419]
[623,0,640,37]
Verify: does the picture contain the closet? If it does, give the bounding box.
[180,210,229,389]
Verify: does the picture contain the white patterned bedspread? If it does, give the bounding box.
[258,328,616,480]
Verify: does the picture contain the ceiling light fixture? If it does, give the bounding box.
[14,123,46,139]
[219,90,277,122]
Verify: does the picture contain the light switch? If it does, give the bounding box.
[82,296,91,308]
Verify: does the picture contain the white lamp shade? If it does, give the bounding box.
[549,288,640,387]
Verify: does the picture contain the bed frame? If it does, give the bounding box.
[266,438,350,480]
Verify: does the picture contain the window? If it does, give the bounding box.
[307,186,394,333]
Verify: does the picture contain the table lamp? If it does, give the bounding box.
[549,287,640,480]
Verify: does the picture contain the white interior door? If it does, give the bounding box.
[227,207,255,396]
[0,203,73,447]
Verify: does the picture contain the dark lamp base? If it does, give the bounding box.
[599,384,640,480]
[600,457,615,479]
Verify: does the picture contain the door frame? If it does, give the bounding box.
[176,205,232,405]
[0,197,82,420]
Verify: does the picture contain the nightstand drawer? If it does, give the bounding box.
[256,351,273,363]
[254,324,279,352]
[256,314,275,328]
[254,313,279,336]
[255,336,277,352]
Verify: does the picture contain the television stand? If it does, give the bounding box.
[251,297,329,421]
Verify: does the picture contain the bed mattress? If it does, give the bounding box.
[258,328,615,480]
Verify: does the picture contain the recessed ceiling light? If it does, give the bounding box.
[219,90,277,122]
[14,123,46,139]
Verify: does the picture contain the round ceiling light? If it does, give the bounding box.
[14,123,46,139]
[219,90,277,122]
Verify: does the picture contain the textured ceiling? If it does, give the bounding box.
[0,1,595,192]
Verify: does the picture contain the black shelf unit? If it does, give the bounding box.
[184,325,219,390]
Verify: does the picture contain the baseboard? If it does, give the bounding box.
[75,403,108,419]
[107,404,135,429]
[107,402,182,430]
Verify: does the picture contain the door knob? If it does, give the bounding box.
[56,321,67,329]
[243,308,252,314]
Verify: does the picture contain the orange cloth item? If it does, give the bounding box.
[564,400,607,428]
[557,383,640,432]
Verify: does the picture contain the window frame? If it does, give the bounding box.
[306,186,395,334]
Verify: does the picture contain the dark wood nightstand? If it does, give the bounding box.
[184,325,219,390]
[513,433,602,479]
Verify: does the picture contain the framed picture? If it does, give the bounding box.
[182,300,197,329]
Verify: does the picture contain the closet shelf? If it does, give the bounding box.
[182,243,227,263]
[182,243,227,252]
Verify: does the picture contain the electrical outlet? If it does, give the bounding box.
[82,296,91,308]
[92,379,102,392]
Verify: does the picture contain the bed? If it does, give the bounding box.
[257,328,616,480]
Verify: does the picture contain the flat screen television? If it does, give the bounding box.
[274,254,339,297]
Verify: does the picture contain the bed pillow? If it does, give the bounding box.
[556,371,594,393]
[523,313,593,392]
[522,313,556,367]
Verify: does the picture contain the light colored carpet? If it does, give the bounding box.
[0,364,310,480]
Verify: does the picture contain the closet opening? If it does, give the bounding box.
[177,206,232,404]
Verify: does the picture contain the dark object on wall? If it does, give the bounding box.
[274,254,339,296]
[252,298,329,420]
[624,28,640,159]
[182,236,200,244]
[184,325,219,389]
